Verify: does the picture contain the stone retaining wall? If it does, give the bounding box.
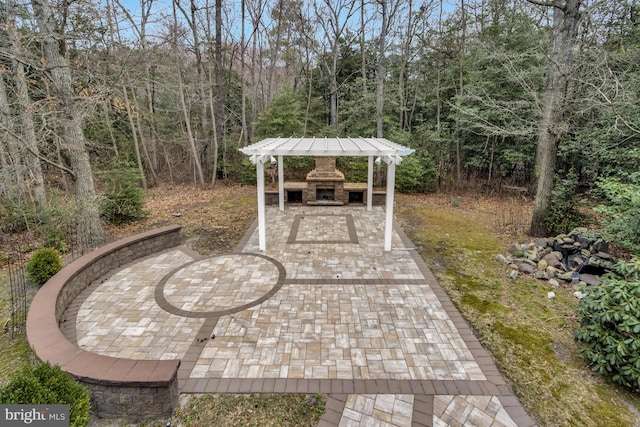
[26,225,183,421]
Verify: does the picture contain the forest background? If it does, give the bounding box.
[1,0,638,249]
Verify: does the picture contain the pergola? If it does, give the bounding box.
[240,137,415,251]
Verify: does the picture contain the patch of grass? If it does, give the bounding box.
[173,393,325,427]
[395,193,640,426]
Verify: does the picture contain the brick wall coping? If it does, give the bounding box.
[26,225,182,386]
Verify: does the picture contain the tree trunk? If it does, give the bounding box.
[266,0,284,104]
[398,0,414,132]
[172,0,206,189]
[455,0,466,187]
[529,0,582,236]
[376,0,388,138]
[215,0,225,157]
[240,0,249,146]
[31,0,105,245]
[0,74,27,203]
[361,0,367,94]
[7,0,47,209]
[122,86,148,189]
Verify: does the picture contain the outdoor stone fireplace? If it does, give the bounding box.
[306,157,345,205]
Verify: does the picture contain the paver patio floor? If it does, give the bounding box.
[66,205,536,426]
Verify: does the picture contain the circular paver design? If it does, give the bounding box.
[155,253,285,318]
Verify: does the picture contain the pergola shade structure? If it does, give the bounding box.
[240,137,415,251]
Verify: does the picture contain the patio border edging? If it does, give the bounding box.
[26,224,183,421]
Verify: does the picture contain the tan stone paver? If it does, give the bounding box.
[433,395,518,427]
[76,249,203,360]
[71,205,534,426]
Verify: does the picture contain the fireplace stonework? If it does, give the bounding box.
[264,156,385,206]
[306,157,345,205]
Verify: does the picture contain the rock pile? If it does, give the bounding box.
[497,228,616,296]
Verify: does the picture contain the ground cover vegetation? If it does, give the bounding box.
[1,186,640,425]
[1,0,640,424]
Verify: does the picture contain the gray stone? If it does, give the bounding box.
[526,249,540,262]
[535,271,549,280]
[496,254,510,265]
[549,279,559,287]
[538,259,548,271]
[509,270,519,280]
[535,238,548,248]
[515,258,537,266]
[547,291,556,299]
[558,272,574,281]
[508,244,525,258]
[579,273,602,286]
[574,291,586,299]
[546,266,559,277]
[518,263,535,275]
[592,239,609,253]
[543,253,562,268]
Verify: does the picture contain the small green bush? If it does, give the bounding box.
[575,258,640,390]
[99,159,148,225]
[0,362,90,427]
[25,248,63,286]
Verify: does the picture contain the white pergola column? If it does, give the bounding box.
[367,156,374,211]
[383,156,401,251]
[278,155,284,211]
[252,155,267,251]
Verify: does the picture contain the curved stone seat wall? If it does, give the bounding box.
[26,225,183,421]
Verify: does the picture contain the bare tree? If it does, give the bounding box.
[375,0,389,138]
[171,0,207,188]
[528,0,583,235]
[5,0,47,209]
[314,0,359,129]
[30,0,106,244]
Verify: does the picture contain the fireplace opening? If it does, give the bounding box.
[287,190,303,203]
[349,191,364,204]
[316,188,335,201]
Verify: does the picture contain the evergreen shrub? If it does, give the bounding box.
[99,159,148,225]
[575,258,640,390]
[25,248,63,286]
[0,362,90,427]
[594,176,640,253]
[544,170,591,235]
[39,199,75,253]
[0,200,36,233]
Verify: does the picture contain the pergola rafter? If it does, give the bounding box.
[240,137,415,251]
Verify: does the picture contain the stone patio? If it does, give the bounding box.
[64,205,536,426]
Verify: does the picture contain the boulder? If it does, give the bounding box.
[496,254,510,266]
[537,259,548,271]
[518,263,535,275]
[543,253,562,268]
[579,273,602,286]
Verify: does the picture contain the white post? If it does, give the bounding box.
[367,156,374,211]
[256,158,266,251]
[384,158,396,251]
[278,155,284,211]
